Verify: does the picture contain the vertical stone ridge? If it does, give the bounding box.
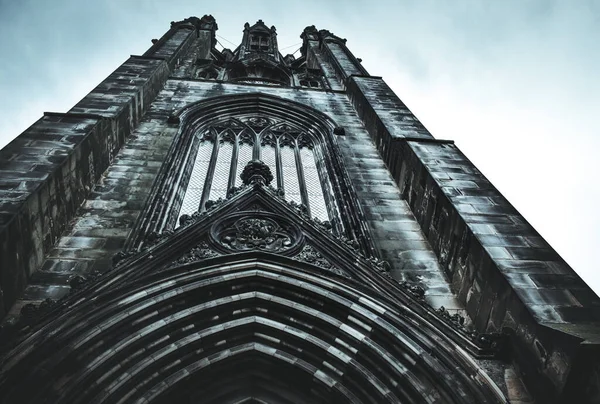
[0,20,200,320]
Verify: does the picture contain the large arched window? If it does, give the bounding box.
[178,116,328,221]
[127,94,375,256]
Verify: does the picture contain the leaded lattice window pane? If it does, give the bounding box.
[235,143,254,187]
[179,141,212,216]
[261,145,278,185]
[209,142,233,201]
[281,146,302,204]
[301,148,328,221]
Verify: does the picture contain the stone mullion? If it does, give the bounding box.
[253,132,261,160]
[199,130,221,212]
[294,141,311,218]
[275,138,284,193]
[227,130,240,191]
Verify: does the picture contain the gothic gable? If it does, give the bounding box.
[115,166,361,280]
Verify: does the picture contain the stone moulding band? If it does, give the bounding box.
[0,256,508,403]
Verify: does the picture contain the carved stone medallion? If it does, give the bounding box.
[210,212,304,255]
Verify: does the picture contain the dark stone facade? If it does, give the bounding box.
[0,15,598,403]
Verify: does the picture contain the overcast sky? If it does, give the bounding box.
[0,0,598,294]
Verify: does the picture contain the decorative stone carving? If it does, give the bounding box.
[369,256,391,273]
[68,275,87,291]
[210,211,304,256]
[311,217,332,232]
[398,280,426,299]
[170,15,217,31]
[143,229,175,249]
[112,250,136,266]
[470,332,505,352]
[239,130,254,145]
[240,160,273,186]
[339,235,360,250]
[435,306,506,352]
[295,244,330,268]
[205,197,226,211]
[173,241,219,266]
[287,200,309,218]
[245,116,270,130]
[220,217,293,252]
[279,135,295,148]
[226,186,245,199]
[295,245,350,278]
[20,298,57,326]
[68,270,103,293]
[297,134,313,149]
[436,306,465,327]
[261,132,276,147]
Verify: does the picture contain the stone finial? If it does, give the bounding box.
[199,14,217,30]
[240,160,273,186]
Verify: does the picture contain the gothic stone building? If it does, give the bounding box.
[0,15,599,404]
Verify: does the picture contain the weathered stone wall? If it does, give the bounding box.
[144,26,196,70]
[336,49,600,402]
[4,19,597,401]
[322,40,365,79]
[304,41,345,91]
[4,78,462,323]
[0,114,109,316]
[0,26,196,319]
[347,76,434,158]
[159,80,461,311]
[376,136,600,402]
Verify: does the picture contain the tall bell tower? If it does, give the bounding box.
[0,15,598,403]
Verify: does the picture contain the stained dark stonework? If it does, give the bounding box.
[0,15,597,404]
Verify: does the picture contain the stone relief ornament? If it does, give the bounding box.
[172,241,219,266]
[240,159,274,186]
[211,212,304,255]
[294,245,350,279]
[221,217,292,252]
[244,116,270,130]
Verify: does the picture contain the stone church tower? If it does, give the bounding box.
[0,15,598,403]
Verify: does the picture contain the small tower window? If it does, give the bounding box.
[259,36,269,51]
[249,34,269,51]
[250,35,259,50]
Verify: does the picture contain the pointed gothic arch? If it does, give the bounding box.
[126,93,375,256]
[0,254,507,404]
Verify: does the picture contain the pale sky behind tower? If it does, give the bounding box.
[0,0,599,294]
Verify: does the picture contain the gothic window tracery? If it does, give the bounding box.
[178,116,329,222]
[296,70,326,89]
[250,34,270,52]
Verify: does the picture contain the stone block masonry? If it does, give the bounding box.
[343,69,600,403]
[389,138,600,402]
[0,25,195,319]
